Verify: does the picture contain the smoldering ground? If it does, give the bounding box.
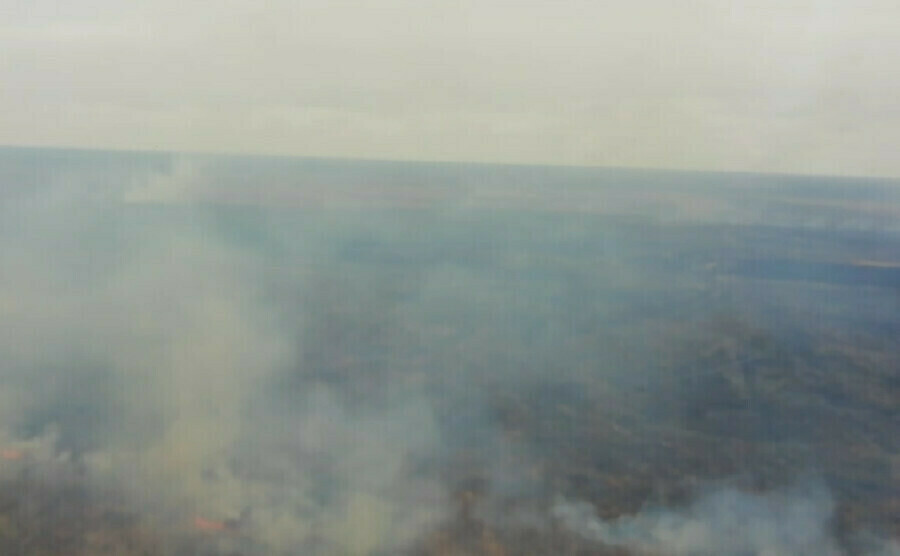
[0,149,898,554]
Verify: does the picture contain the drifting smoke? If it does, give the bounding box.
[554,483,900,556]
[0,149,898,554]
[554,483,840,555]
[0,154,451,554]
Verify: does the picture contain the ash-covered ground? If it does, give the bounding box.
[0,147,898,555]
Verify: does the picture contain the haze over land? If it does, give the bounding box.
[0,147,898,554]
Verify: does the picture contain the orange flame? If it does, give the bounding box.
[0,448,23,461]
[193,516,229,533]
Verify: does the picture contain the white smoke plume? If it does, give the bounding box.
[0,154,450,554]
[1,149,898,554]
[553,483,900,556]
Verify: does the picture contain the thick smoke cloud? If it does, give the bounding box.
[0,155,451,554]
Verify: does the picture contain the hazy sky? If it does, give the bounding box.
[2,0,899,177]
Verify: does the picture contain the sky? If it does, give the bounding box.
[1,0,899,177]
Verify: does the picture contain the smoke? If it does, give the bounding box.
[553,482,900,556]
[554,482,840,555]
[0,155,453,554]
[0,149,898,554]
[122,157,205,204]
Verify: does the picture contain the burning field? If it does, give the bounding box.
[0,148,898,555]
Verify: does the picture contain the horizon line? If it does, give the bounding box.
[2,142,899,184]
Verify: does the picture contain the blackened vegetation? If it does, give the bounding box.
[0,468,157,555]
